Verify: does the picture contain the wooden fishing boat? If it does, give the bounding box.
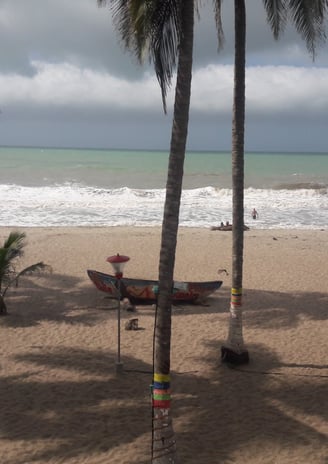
[87,269,223,304]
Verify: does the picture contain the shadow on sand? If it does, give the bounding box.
[1,274,327,463]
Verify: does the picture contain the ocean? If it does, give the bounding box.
[0,146,327,229]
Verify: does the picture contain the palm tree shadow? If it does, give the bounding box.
[143,286,327,325]
[1,342,326,463]
[3,276,326,332]
[244,288,327,328]
[281,362,328,370]
[173,341,328,463]
[2,348,153,464]
[1,272,117,328]
[1,272,327,462]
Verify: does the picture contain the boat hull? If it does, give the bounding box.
[87,270,222,304]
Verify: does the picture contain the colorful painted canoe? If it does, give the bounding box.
[87,269,223,304]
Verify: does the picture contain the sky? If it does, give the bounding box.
[0,0,327,152]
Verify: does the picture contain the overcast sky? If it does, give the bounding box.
[0,0,327,152]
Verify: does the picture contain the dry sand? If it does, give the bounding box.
[1,226,327,464]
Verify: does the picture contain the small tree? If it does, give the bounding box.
[0,231,51,315]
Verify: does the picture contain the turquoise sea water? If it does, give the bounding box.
[0,146,327,229]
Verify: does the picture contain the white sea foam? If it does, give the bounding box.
[0,183,327,229]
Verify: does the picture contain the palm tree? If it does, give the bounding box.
[221,0,327,364]
[221,0,249,364]
[0,231,51,315]
[141,2,195,461]
[98,1,197,461]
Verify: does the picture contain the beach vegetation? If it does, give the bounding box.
[0,231,51,315]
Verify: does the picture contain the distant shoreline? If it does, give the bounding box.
[1,144,328,155]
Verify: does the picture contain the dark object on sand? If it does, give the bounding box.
[221,346,250,365]
[211,224,249,231]
[125,318,139,330]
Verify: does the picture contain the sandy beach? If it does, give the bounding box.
[1,226,327,464]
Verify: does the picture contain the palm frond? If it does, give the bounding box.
[262,0,288,39]
[129,0,149,61]
[104,0,181,113]
[0,249,12,279]
[107,0,149,62]
[0,232,27,291]
[2,262,52,296]
[148,0,181,113]
[213,0,225,50]
[3,231,26,258]
[287,0,327,57]
[0,265,15,292]
[2,262,52,297]
[16,262,52,280]
[0,231,51,309]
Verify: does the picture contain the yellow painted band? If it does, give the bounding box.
[231,287,242,295]
[154,373,170,383]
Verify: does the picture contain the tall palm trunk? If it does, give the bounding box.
[152,1,194,462]
[221,0,249,365]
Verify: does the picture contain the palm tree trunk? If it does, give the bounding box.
[221,0,249,365]
[152,1,194,462]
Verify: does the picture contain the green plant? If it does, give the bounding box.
[0,231,51,315]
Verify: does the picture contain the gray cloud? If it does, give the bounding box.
[1,61,327,118]
[0,0,327,151]
[0,0,146,77]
